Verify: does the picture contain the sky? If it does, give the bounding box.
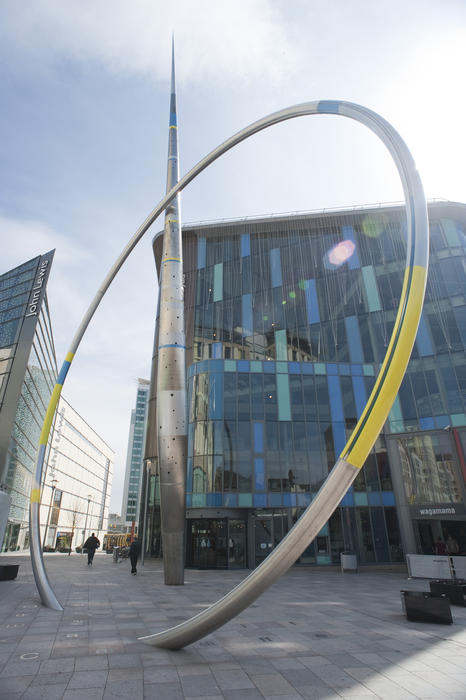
[1,0,465,513]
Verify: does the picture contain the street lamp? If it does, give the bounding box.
[82,494,92,550]
[43,478,58,550]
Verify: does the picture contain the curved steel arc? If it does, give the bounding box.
[29,102,428,640]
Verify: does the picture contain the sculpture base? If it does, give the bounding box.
[401,590,452,624]
[0,564,19,581]
[430,580,466,606]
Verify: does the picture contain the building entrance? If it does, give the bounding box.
[253,512,288,567]
[187,518,246,569]
[415,519,466,555]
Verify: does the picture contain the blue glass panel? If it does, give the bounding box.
[283,493,292,506]
[212,342,222,359]
[207,493,222,506]
[270,248,282,287]
[352,376,367,418]
[242,293,253,336]
[186,493,192,507]
[434,415,450,428]
[263,361,276,373]
[368,492,382,506]
[253,422,264,453]
[275,329,287,361]
[305,279,320,324]
[253,494,267,507]
[382,492,395,506]
[327,363,338,375]
[354,492,368,506]
[340,491,354,506]
[197,237,206,269]
[332,422,347,456]
[188,365,195,378]
[328,376,344,423]
[289,362,300,374]
[362,266,382,311]
[213,263,223,302]
[269,493,282,507]
[302,363,314,374]
[237,360,250,372]
[342,224,360,269]
[318,523,329,536]
[254,457,265,490]
[345,316,364,363]
[339,364,351,375]
[223,493,238,507]
[419,417,435,430]
[241,233,250,257]
[209,359,223,372]
[208,372,223,420]
[297,493,311,506]
[198,360,208,373]
[415,312,434,357]
[351,364,363,375]
[277,374,292,421]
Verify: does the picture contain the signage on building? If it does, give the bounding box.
[410,504,466,518]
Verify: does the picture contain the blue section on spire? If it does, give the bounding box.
[170,111,177,126]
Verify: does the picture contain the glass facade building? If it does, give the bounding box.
[122,378,149,527]
[0,252,56,551]
[143,201,466,568]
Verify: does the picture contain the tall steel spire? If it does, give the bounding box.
[156,38,187,585]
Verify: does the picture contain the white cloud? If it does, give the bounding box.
[0,0,299,86]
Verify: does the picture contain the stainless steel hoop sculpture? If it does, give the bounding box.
[30,101,429,653]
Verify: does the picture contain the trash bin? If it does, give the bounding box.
[341,551,358,572]
[113,547,120,563]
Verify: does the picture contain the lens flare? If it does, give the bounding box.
[326,240,355,268]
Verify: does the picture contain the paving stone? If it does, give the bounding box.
[67,669,109,688]
[103,679,144,699]
[22,684,69,699]
[143,682,183,699]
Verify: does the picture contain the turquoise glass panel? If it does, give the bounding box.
[275,329,287,360]
[389,395,403,430]
[276,362,288,373]
[239,493,252,507]
[270,248,282,287]
[250,361,262,372]
[441,218,460,247]
[241,233,250,257]
[314,363,326,374]
[242,293,253,336]
[354,492,368,506]
[213,263,223,302]
[318,523,329,536]
[197,237,206,269]
[451,413,466,427]
[362,265,382,311]
[224,360,236,372]
[276,374,291,421]
[305,278,320,324]
[192,494,207,507]
[345,316,364,363]
[415,312,434,357]
[363,364,374,376]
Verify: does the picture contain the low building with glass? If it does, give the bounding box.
[143,200,466,569]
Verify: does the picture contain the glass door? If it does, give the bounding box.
[228,520,246,568]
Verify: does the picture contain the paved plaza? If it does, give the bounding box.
[0,553,466,699]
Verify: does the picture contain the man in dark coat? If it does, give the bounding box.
[83,533,100,565]
[129,538,141,575]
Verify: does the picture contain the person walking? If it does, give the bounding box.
[129,538,141,575]
[83,532,100,566]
